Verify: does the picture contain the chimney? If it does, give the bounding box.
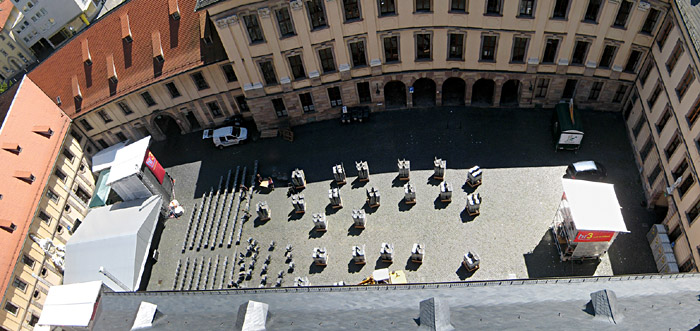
[121,14,132,43]
[152,31,164,63]
[81,39,92,66]
[106,54,118,84]
[168,0,181,20]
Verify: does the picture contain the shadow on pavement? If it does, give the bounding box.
[523,231,600,278]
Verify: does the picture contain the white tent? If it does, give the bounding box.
[37,281,103,328]
[105,136,152,201]
[561,179,628,232]
[91,141,127,173]
[64,195,162,291]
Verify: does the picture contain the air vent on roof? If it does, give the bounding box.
[14,171,35,183]
[590,289,623,324]
[234,301,268,331]
[0,220,16,233]
[56,96,62,105]
[2,142,21,154]
[418,297,453,331]
[169,0,181,20]
[32,125,54,138]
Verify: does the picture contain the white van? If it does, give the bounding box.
[202,126,248,149]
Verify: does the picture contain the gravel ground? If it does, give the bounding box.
[144,106,658,290]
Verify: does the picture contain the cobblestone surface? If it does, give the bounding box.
[144,107,658,290]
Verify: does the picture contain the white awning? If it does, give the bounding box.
[37,281,103,327]
[64,195,162,291]
[562,179,628,232]
[106,136,151,185]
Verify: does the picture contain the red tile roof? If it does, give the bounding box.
[28,0,209,118]
[0,0,14,33]
[0,77,70,301]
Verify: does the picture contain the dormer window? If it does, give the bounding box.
[0,220,16,233]
[2,142,21,154]
[152,31,164,63]
[81,39,92,66]
[169,0,181,20]
[32,125,54,138]
[14,171,36,183]
[107,54,118,84]
[121,14,133,43]
[155,54,164,63]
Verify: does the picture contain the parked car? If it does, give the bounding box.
[564,161,607,180]
[202,126,248,149]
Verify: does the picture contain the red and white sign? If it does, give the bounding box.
[574,230,615,243]
[144,150,165,184]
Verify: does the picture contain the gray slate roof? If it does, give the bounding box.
[93,274,700,330]
[194,0,227,11]
[676,0,700,60]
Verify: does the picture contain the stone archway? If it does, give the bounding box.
[412,78,436,108]
[500,79,521,106]
[384,81,407,109]
[471,78,495,106]
[442,77,466,106]
[152,113,184,140]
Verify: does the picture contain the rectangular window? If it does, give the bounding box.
[259,61,278,85]
[624,50,642,73]
[97,109,112,123]
[318,48,336,73]
[599,44,617,69]
[299,92,315,112]
[613,0,632,28]
[542,38,559,63]
[481,35,497,61]
[639,60,652,85]
[687,199,700,224]
[191,72,210,90]
[448,34,464,60]
[584,0,602,22]
[562,79,577,99]
[666,43,684,73]
[74,186,91,204]
[552,0,569,19]
[46,189,59,204]
[4,302,18,316]
[23,255,35,269]
[343,0,361,21]
[328,87,343,107]
[115,132,127,142]
[665,134,682,159]
[639,138,654,161]
[243,14,264,43]
[519,0,534,17]
[28,314,39,327]
[357,82,372,103]
[511,37,528,63]
[657,21,673,50]
[678,175,695,197]
[54,169,67,182]
[648,162,662,186]
[141,92,157,107]
[117,101,133,115]
[657,107,672,134]
[307,0,327,29]
[38,211,51,223]
[535,78,549,98]
[349,40,367,67]
[613,85,628,103]
[206,101,223,117]
[676,68,695,100]
[275,7,295,37]
[62,148,75,163]
[379,0,396,16]
[165,82,181,98]
[673,159,689,180]
[485,0,501,14]
[588,81,603,101]
[70,130,82,143]
[12,277,27,292]
[416,0,430,12]
[384,36,399,63]
[97,139,109,149]
[221,64,237,83]
[272,98,288,117]
[416,33,432,60]
[641,8,660,34]
[288,55,306,80]
[632,115,645,138]
[623,102,634,120]
[648,82,662,108]
[571,40,589,65]
[451,0,466,12]
[79,119,93,131]
[236,96,250,112]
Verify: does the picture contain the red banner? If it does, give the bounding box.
[144,150,165,184]
[574,231,615,243]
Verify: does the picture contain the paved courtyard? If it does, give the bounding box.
[144,106,659,290]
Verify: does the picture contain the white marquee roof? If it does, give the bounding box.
[562,179,628,233]
[37,281,103,327]
[106,136,151,185]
